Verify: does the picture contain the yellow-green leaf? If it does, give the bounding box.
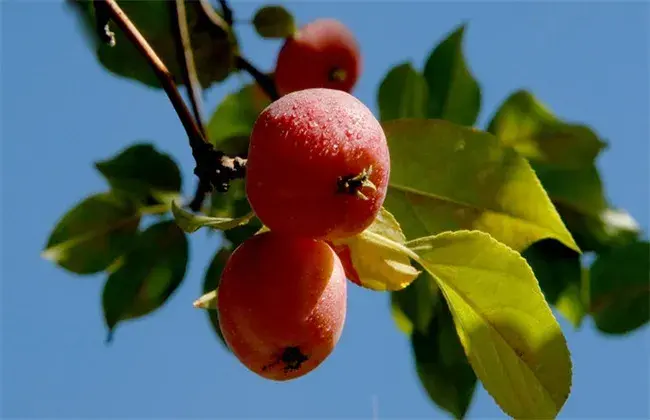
[171,201,254,233]
[408,230,572,419]
[329,208,420,291]
[382,119,579,253]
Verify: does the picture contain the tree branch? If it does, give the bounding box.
[235,55,279,101]
[217,0,234,26]
[97,0,246,207]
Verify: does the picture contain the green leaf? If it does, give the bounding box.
[485,90,637,253]
[555,273,588,329]
[200,247,231,349]
[423,24,481,126]
[102,220,189,339]
[408,230,572,419]
[522,240,586,328]
[382,119,579,253]
[42,192,140,274]
[67,0,237,89]
[412,300,477,419]
[589,240,650,335]
[487,90,607,168]
[171,201,254,233]
[207,82,271,152]
[377,62,429,121]
[391,271,440,335]
[252,5,296,39]
[210,179,250,218]
[329,208,420,291]
[94,143,182,203]
[558,204,641,254]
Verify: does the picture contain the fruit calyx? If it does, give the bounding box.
[337,165,377,200]
[262,346,310,374]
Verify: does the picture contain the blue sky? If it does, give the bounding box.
[2,1,649,418]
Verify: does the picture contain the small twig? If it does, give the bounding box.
[97,0,246,204]
[197,0,229,33]
[235,55,279,101]
[171,0,207,134]
[171,0,211,211]
[217,0,234,26]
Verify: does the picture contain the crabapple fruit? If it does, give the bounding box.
[327,242,362,286]
[217,231,347,381]
[245,88,390,241]
[274,18,361,95]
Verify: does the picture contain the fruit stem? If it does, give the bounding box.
[337,166,377,201]
[235,56,280,101]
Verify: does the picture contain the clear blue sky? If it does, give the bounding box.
[2,1,649,418]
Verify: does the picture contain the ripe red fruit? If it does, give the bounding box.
[274,18,361,95]
[327,242,362,286]
[217,231,347,381]
[245,88,390,241]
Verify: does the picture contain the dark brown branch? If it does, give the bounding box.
[217,0,234,26]
[235,55,279,101]
[97,0,246,205]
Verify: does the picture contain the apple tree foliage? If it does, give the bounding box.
[44,1,648,418]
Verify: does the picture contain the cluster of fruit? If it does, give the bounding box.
[215,19,391,380]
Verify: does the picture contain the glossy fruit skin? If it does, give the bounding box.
[327,242,362,286]
[275,18,361,95]
[217,231,347,381]
[246,88,390,241]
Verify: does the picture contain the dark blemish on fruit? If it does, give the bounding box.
[262,346,309,373]
[336,165,377,200]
